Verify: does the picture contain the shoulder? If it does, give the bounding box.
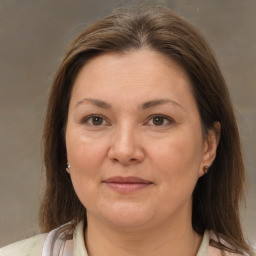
[0,233,47,256]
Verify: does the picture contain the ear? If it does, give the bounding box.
[199,121,221,177]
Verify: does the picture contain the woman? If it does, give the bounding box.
[0,5,254,256]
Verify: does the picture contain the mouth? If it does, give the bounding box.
[102,176,153,193]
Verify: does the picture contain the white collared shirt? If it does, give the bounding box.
[0,221,248,256]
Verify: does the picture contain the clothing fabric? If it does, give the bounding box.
[0,221,245,256]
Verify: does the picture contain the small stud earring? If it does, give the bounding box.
[66,163,71,173]
[203,165,209,174]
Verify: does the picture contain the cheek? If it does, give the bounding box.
[65,135,106,209]
[65,129,109,200]
[66,129,107,174]
[149,130,203,188]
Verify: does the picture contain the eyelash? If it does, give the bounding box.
[81,114,174,127]
[146,114,174,126]
[82,115,109,126]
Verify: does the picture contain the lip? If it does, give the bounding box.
[103,176,153,193]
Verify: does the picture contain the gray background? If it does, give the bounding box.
[0,0,255,248]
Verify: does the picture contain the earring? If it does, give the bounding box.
[66,163,71,173]
[203,165,209,174]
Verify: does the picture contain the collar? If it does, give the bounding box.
[43,221,211,256]
[72,221,210,256]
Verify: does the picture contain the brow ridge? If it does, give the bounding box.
[75,98,184,111]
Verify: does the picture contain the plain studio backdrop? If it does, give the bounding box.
[0,0,255,248]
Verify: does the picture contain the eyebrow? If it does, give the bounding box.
[75,98,184,111]
[75,98,112,109]
[141,99,184,110]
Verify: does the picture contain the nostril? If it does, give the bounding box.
[113,158,137,162]
[113,158,119,163]
[112,157,138,164]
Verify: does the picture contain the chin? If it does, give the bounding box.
[95,202,155,230]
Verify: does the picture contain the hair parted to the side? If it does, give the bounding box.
[40,5,254,255]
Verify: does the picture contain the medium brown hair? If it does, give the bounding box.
[40,5,253,255]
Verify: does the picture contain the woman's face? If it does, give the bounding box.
[65,49,218,231]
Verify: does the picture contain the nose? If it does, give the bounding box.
[108,125,145,165]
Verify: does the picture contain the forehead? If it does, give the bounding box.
[69,49,195,109]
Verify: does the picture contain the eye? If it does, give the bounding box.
[147,115,173,126]
[82,115,109,126]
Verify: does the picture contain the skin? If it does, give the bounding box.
[65,49,220,256]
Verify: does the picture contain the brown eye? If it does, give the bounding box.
[146,115,173,127]
[91,116,104,125]
[152,116,165,126]
[83,115,108,126]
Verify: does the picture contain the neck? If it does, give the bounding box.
[85,214,202,256]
